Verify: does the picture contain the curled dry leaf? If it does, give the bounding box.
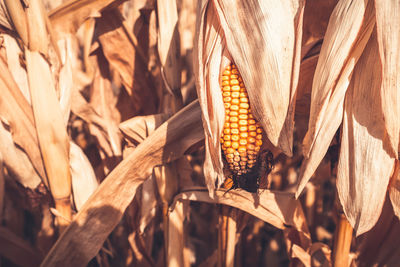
[296,0,376,197]
[337,30,394,236]
[41,100,204,267]
[194,0,304,193]
[389,161,400,219]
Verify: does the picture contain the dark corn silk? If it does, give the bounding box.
[220,63,267,192]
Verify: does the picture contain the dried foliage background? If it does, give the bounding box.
[0,0,399,267]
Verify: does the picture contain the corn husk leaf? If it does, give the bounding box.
[0,54,46,181]
[337,30,394,236]
[194,0,304,192]
[168,200,185,266]
[26,49,72,227]
[374,0,400,158]
[296,0,376,197]
[40,101,204,267]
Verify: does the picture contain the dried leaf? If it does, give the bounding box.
[26,49,72,227]
[0,54,46,181]
[337,30,394,236]
[26,0,49,54]
[296,0,376,197]
[0,121,41,189]
[96,8,158,115]
[4,0,28,45]
[70,141,98,211]
[172,188,310,248]
[119,113,170,144]
[157,0,181,98]
[375,0,400,157]
[41,101,204,267]
[3,34,30,103]
[49,0,126,38]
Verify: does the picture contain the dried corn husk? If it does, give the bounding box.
[337,30,395,236]
[295,0,375,197]
[296,0,400,235]
[194,0,304,193]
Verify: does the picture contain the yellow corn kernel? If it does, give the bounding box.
[220,63,264,175]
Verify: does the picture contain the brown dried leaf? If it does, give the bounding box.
[157,0,182,98]
[41,101,204,267]
[70,142,98,211]
[26,49,72,226]
[172,188,310,248]
[3,0,28,45]
[337,30,394,236]
[26,0,49,54]
[0,121,41,189]
[296,0,376,197]
[119,113,170,144]
[0,54,46,181]
[96,8,158,114]
[375,0,400,158]
[49,0,126,38]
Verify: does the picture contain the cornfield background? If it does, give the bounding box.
[1,0,400,266]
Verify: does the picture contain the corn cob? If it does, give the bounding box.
[220,64,263,176]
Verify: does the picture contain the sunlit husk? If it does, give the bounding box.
[375,1,400,158]
[296,0,375,197]
[337,30,394,236]
[194,0,304,193]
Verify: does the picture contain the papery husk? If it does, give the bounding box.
[194,0,304,193]
[295,0,376,197]
[374,0,400,158]
[337,30,394,236]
